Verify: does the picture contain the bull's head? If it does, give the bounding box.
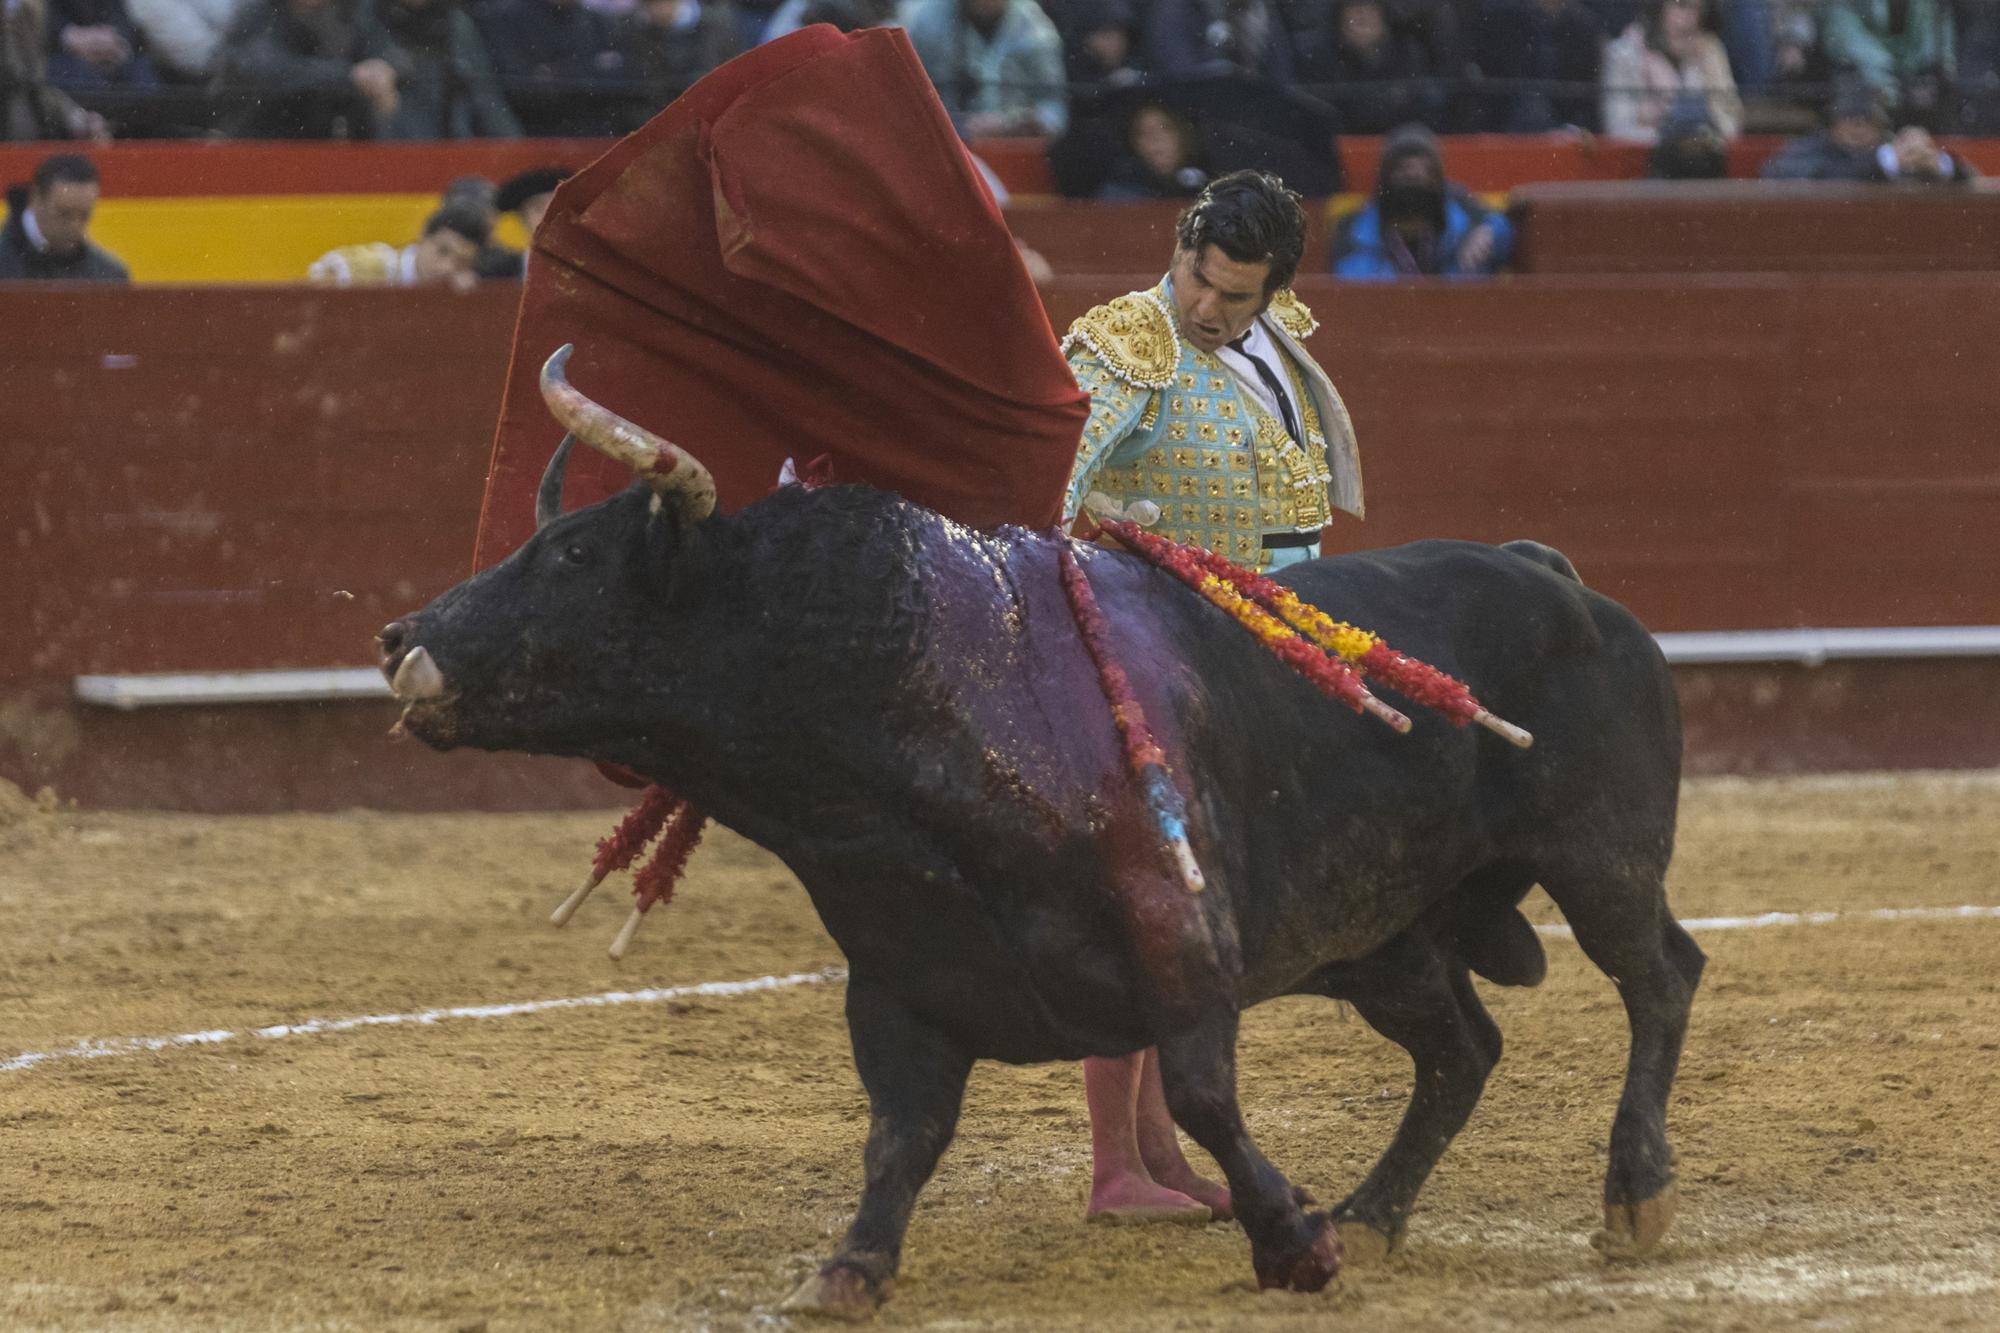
[376,346,721,760]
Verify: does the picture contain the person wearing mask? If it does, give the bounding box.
[0,154,129,281]
[1331,122,1512,279]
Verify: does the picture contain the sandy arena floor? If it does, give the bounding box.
[3,774,1999,1332]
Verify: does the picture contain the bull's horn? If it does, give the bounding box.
[390,646,445,700]
[539,346,717,519]
[535,433,576,530]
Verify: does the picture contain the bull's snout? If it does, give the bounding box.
[377,621,446,701]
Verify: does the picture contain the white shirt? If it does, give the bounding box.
[1214,317,1303,442]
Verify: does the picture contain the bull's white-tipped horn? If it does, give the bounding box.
[539,346,716,519]
[390,646,445,700]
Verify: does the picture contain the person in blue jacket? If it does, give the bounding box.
[1331,122,1513,279]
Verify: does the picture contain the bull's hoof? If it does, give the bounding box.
[1591,1182,1678,1261]
[1331,1219,1396,1267]
[1254,1214,1343,1292]
[778,1264,892,1321]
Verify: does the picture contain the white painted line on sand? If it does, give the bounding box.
[0,967,845,1076]
[1550,1242,2000,1305]
[1535,903,2000,939]
[7,903,1999,1078]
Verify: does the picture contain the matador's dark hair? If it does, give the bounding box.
[1173,170,1305,297]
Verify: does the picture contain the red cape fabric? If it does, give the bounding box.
[472,25,1089,570]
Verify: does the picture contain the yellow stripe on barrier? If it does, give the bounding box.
[90,195,533,284]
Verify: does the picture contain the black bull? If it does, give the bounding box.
[379,455,1701,1313]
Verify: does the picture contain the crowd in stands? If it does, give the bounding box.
[0,0,1994,147]
[0,5,1990,286]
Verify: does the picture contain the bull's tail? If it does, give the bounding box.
[1501,539,1583,585]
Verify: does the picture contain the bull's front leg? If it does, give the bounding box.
[1156,1010,1341,1291]
[781,974,972,1320]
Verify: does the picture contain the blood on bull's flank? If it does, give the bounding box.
[377,349,1701,1316]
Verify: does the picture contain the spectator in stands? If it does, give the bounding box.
[439,173,513,271]
[758,0,892,43]
[1472,0,1604,131]
[1822,0,1956,124]
[1646,96,1729,174]
[902,0,1069,136]
[1875,121,1979,178]
[1331,121,1511,278]
[307,200,487,285]
[1145,0,1296,82]
[0,154,128,281]
[221,0,405,136]
[477,164,568,276]
[126,0,243,80]
[45,0,163,92]
[498,163,564,230]
[1098,101,1212,197]
[614,0,740,111]
[1760,76,1891,177]
[1770,0,1819,80]
[479,0,627,135]
[1302,0,1444,133]
[1961,0,2000,131]
[372,0,522,136]
[1055,0,1142,88]
[1602,0,1742,141]
[3,0,112,137]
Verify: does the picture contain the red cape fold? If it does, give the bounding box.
[472,25,1090,570]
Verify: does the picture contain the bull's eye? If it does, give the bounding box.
[559,541,592,568]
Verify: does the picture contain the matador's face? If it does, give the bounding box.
[1170,243,1272,354]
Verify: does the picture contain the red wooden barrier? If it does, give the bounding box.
[3,275,1997,808]
[8,134,2000,205]
[1512,180,2000,273]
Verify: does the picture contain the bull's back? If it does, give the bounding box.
[1193,540,1680,992]
[1296,537,1679,835]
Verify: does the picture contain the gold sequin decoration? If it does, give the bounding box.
[1266,288,1320,340]
[1061,293,1178,388]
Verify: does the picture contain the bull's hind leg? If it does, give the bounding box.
[1539,867,1705,1260]
[1156,1009,1341,1291]
[1306,931,1502,1263]
[782,976,972,1319]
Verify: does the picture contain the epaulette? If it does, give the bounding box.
[1266,288,1319,340]
[1061,292,1179,390]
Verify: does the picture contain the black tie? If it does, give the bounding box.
[1226,334,1302,445]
